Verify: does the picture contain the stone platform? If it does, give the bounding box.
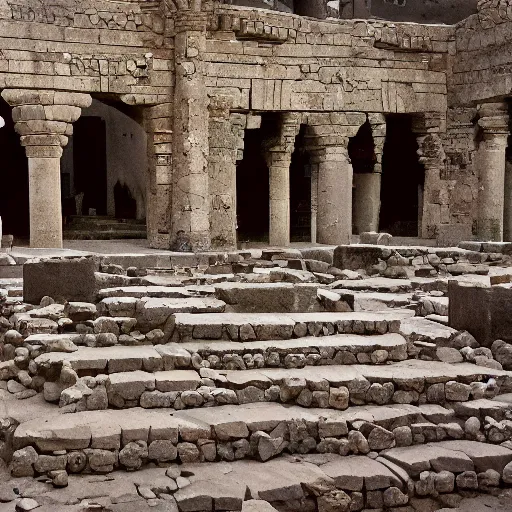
[1,242,512,511]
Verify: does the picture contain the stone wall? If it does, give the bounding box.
[0,0,510,249]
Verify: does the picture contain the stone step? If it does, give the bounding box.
[417,296,449,317]
[98,296,227,333]
[332,290,414,312]
[171,311,415,343]
[180,333,409,368]
[35,333,409,374]
[10,400,512,480]
[55,360,512,411]
[63,229,148,240]
[97,285,216,300]
[332,277,414,293]
[399,317,458,344]
[214,282,324,313]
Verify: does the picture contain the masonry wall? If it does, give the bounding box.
[207,5,451,114]
[0,0,509,249]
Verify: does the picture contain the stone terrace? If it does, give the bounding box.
[1,243,512,511]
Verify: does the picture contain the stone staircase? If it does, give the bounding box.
[63,215,147,240]
[2,246,512,511]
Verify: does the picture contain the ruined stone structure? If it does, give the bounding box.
[0,0,510,249]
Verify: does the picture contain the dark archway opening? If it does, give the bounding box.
[0,97,29,239]
[290,125,311,242]
[379,115,424,237]
[61,98,147,240]
[236,126,270,243]
[71,116,108,216]
[349,121,377,235]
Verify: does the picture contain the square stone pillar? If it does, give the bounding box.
[208,99,245,250]
[476,103,509,242]
[1,89,91,249]
[504,159,512,241]
[311,164,319,244]
[143,103,173,249]
[171,11,211,251]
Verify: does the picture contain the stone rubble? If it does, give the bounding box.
[2,244,512,511]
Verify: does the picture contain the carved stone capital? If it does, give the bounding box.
[1,89,91,157]
[477,102,509,137]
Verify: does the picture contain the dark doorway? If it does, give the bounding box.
[72,116,107,216]
[0,98,29,238]
[379,115,424,237]
[290,125,311,242]
[114,181,137,219]
[236,128,270,242]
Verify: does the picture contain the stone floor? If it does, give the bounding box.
[1,243,512,511]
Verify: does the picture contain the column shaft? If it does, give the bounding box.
[317,146,353,245]
[28,156,63,248]
[477,133,508,240]
[476,103,509,242]
[504,161,512,241]
[353,172,381,233]
[269,151,291,246]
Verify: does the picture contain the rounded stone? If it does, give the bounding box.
[464,416,481,436]
[328,387,349,410]
[67,451,87,473]
[503,461,512,484]
[119,441,148,470]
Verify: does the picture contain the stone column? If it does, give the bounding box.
[265,113,301,247]
[1,89,91,248]
[143,103,173,249]
[314,144,354,245]
[268,150,292,247]
[353,113,386,234]
[171,9,210,251]
[310,164,319,244]
[413,113,447,240]
[504,159,512,241]
[208,98,245,249]
[353,173,381,233]
[476,103,509,241]
[307,112,366,245]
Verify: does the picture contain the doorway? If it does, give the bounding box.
[236,127,270,243]
[290,125,311,242]
[379,115,424,237]
[0,97,29,239]
[72,116,108,216]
